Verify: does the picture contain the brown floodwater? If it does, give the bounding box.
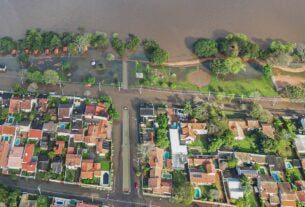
[0,0,305,60]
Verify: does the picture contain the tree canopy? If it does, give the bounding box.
[193,38,218,58]
[250,102,273,123]
[268,40,296,55]
[143,39,168,65]
[125,34,140,51]
[0,37,17,55]
[43,70,59,85]
[155,114,169,149]
[210,57,246,75]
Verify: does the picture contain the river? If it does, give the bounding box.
[0,0,305,60]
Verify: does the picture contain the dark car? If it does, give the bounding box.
[0,64,7,72]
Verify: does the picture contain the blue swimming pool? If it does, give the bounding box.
[60,123,65,129]
[194,187,201,199]
[15,138,20,146]
[8,116,14,123]
[272,173,281,182]
[164,151,169,160]
[3,136,9,141]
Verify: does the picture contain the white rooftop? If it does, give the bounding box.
[295,134,305,153]
[301,118,305,130]
[169,129,187,155]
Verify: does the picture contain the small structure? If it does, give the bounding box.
[261,124,275,139]
[51,156,63,174]
[295,135,305,155]
[180,122,207,144]
[7,147,24,170]
[227,178,244,199]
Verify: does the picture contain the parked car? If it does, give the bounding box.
[0,64,7,72]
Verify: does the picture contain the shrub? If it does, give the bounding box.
[125,34,140,51]
[111,36,126,57]
[282,85,305,99]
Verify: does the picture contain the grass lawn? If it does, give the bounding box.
[100,160,110,171]
[233,136,259,153]
[203,76,277,97]
[65,169,78,182]
[188,135,209,153]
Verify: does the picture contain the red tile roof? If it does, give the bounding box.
[22,144,34,163]
[2,126,16,136]
[65,154,81,167]
[54,141,65,155]
[85,104,96,115]
[0,141,10,168]
[28,129,43,140]
[76,203,99,207]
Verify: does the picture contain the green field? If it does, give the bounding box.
[203,76,278,97]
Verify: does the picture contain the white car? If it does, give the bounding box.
[0,64,7,72]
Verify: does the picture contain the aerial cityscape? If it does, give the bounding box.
[0,0,305,207]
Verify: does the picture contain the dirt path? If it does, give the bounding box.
[273,65,305,73]
[273,75,305,88]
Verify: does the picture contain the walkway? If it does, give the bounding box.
[122,107,131,194]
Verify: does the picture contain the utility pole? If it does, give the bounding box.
[118,82,121,92]
[37,185,41,195]
[139,85,142,95]
[98,82,101,92]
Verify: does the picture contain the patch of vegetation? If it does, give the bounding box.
[171,171,194,206]
[143,39,168,65]
[155,114,170,149]
[193,38,218,58]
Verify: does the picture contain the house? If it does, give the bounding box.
[9,97,36,113]
[58,103,73,120]
[261,124,275,139]
[96,140,110,156]
[37,154,49,172]
[42,121,58,133]
[0,141,10,169]
[169,129,187,170]
[166,107,179,123]
[267,155,285,174]
[296,191,305,206]
[28,129,43,140]
[84,103,108,120]
[228,120,247,140]
[278,182,297,207]
[236,166,258,178]
[54,141,65,155]
[246,119,260,130]
[76,202,99,207]
[74,134,85,143]
[139,103,155,120]
[147,147,172,195]
[0,125,16,141]
[188,156,216,185]
[80,159,101,180]
[22,144,37,173]
[180,122,207,144]
[7,147,24,170]
[295,135,305,155]
[85,120,110,145]
[17,121,31,133]
[227,178,244,199]
[51,156,63,174]
[38,98,48,113]
[40,133,51,151]
[65,154,81,169]
[257,175,280,206]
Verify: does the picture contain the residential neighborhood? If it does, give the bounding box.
[137,102,305,206]
[0,93,114,188]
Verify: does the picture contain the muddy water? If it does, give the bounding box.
[0,0,305,60]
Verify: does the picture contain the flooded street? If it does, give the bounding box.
[0,0,305,60]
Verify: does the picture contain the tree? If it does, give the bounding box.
[155,114,169,149]
[37,195,49,207]
[250,102,273,123]
[0,37,17,55]
[295,43,305,62]
[74,33,93,53]
[49,35,62,51]
[106,53,115,61]
[286,169,302,183]
[43,70,59,85]
[125,34,140,51]
[24,29,43,52]
[262,64,273,78]
[143,39,159,53]
[183,101,193,116]
[111,35,126,57]
[210,57,246,75]
[218,33,259,58]
[83,76,96,86]
[27,82,39,93]
[0,187,8,204]
[91,32,109,49]
[240,175,252,195]
[150,47,168,65]
[27,71,44,83]
[67,43,78,55]
[193,38,218,58]
[269,40,296,55]
[61,32,76,46]
[8,191,21,207]
[172,182,194,205]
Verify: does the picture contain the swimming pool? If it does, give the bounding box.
[272,173,281,182]
[2,136,9,141]
[194,187,201,199]
[164,151,169,160]
[15,138,20,146]
[8,116,14,123]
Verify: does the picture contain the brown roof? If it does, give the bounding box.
[259,175,278,199]
[261,124,275,138]
[54,141,65,155]
[189,170,216,185]
[38,98,48,112]
[85,104,96,115]
[279,182,294,194]
[296,191,305,202]
[20,99,32,111]
[148,147,164,191]
[246,119,260,129]
[74,134,84,142]
[80,159,101,180]
[65,154,81,167]
[0,141,10,168]
[166,107,179,123]
[22,144,34,163]
[9,98,20,113]
[87,120,109,139]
